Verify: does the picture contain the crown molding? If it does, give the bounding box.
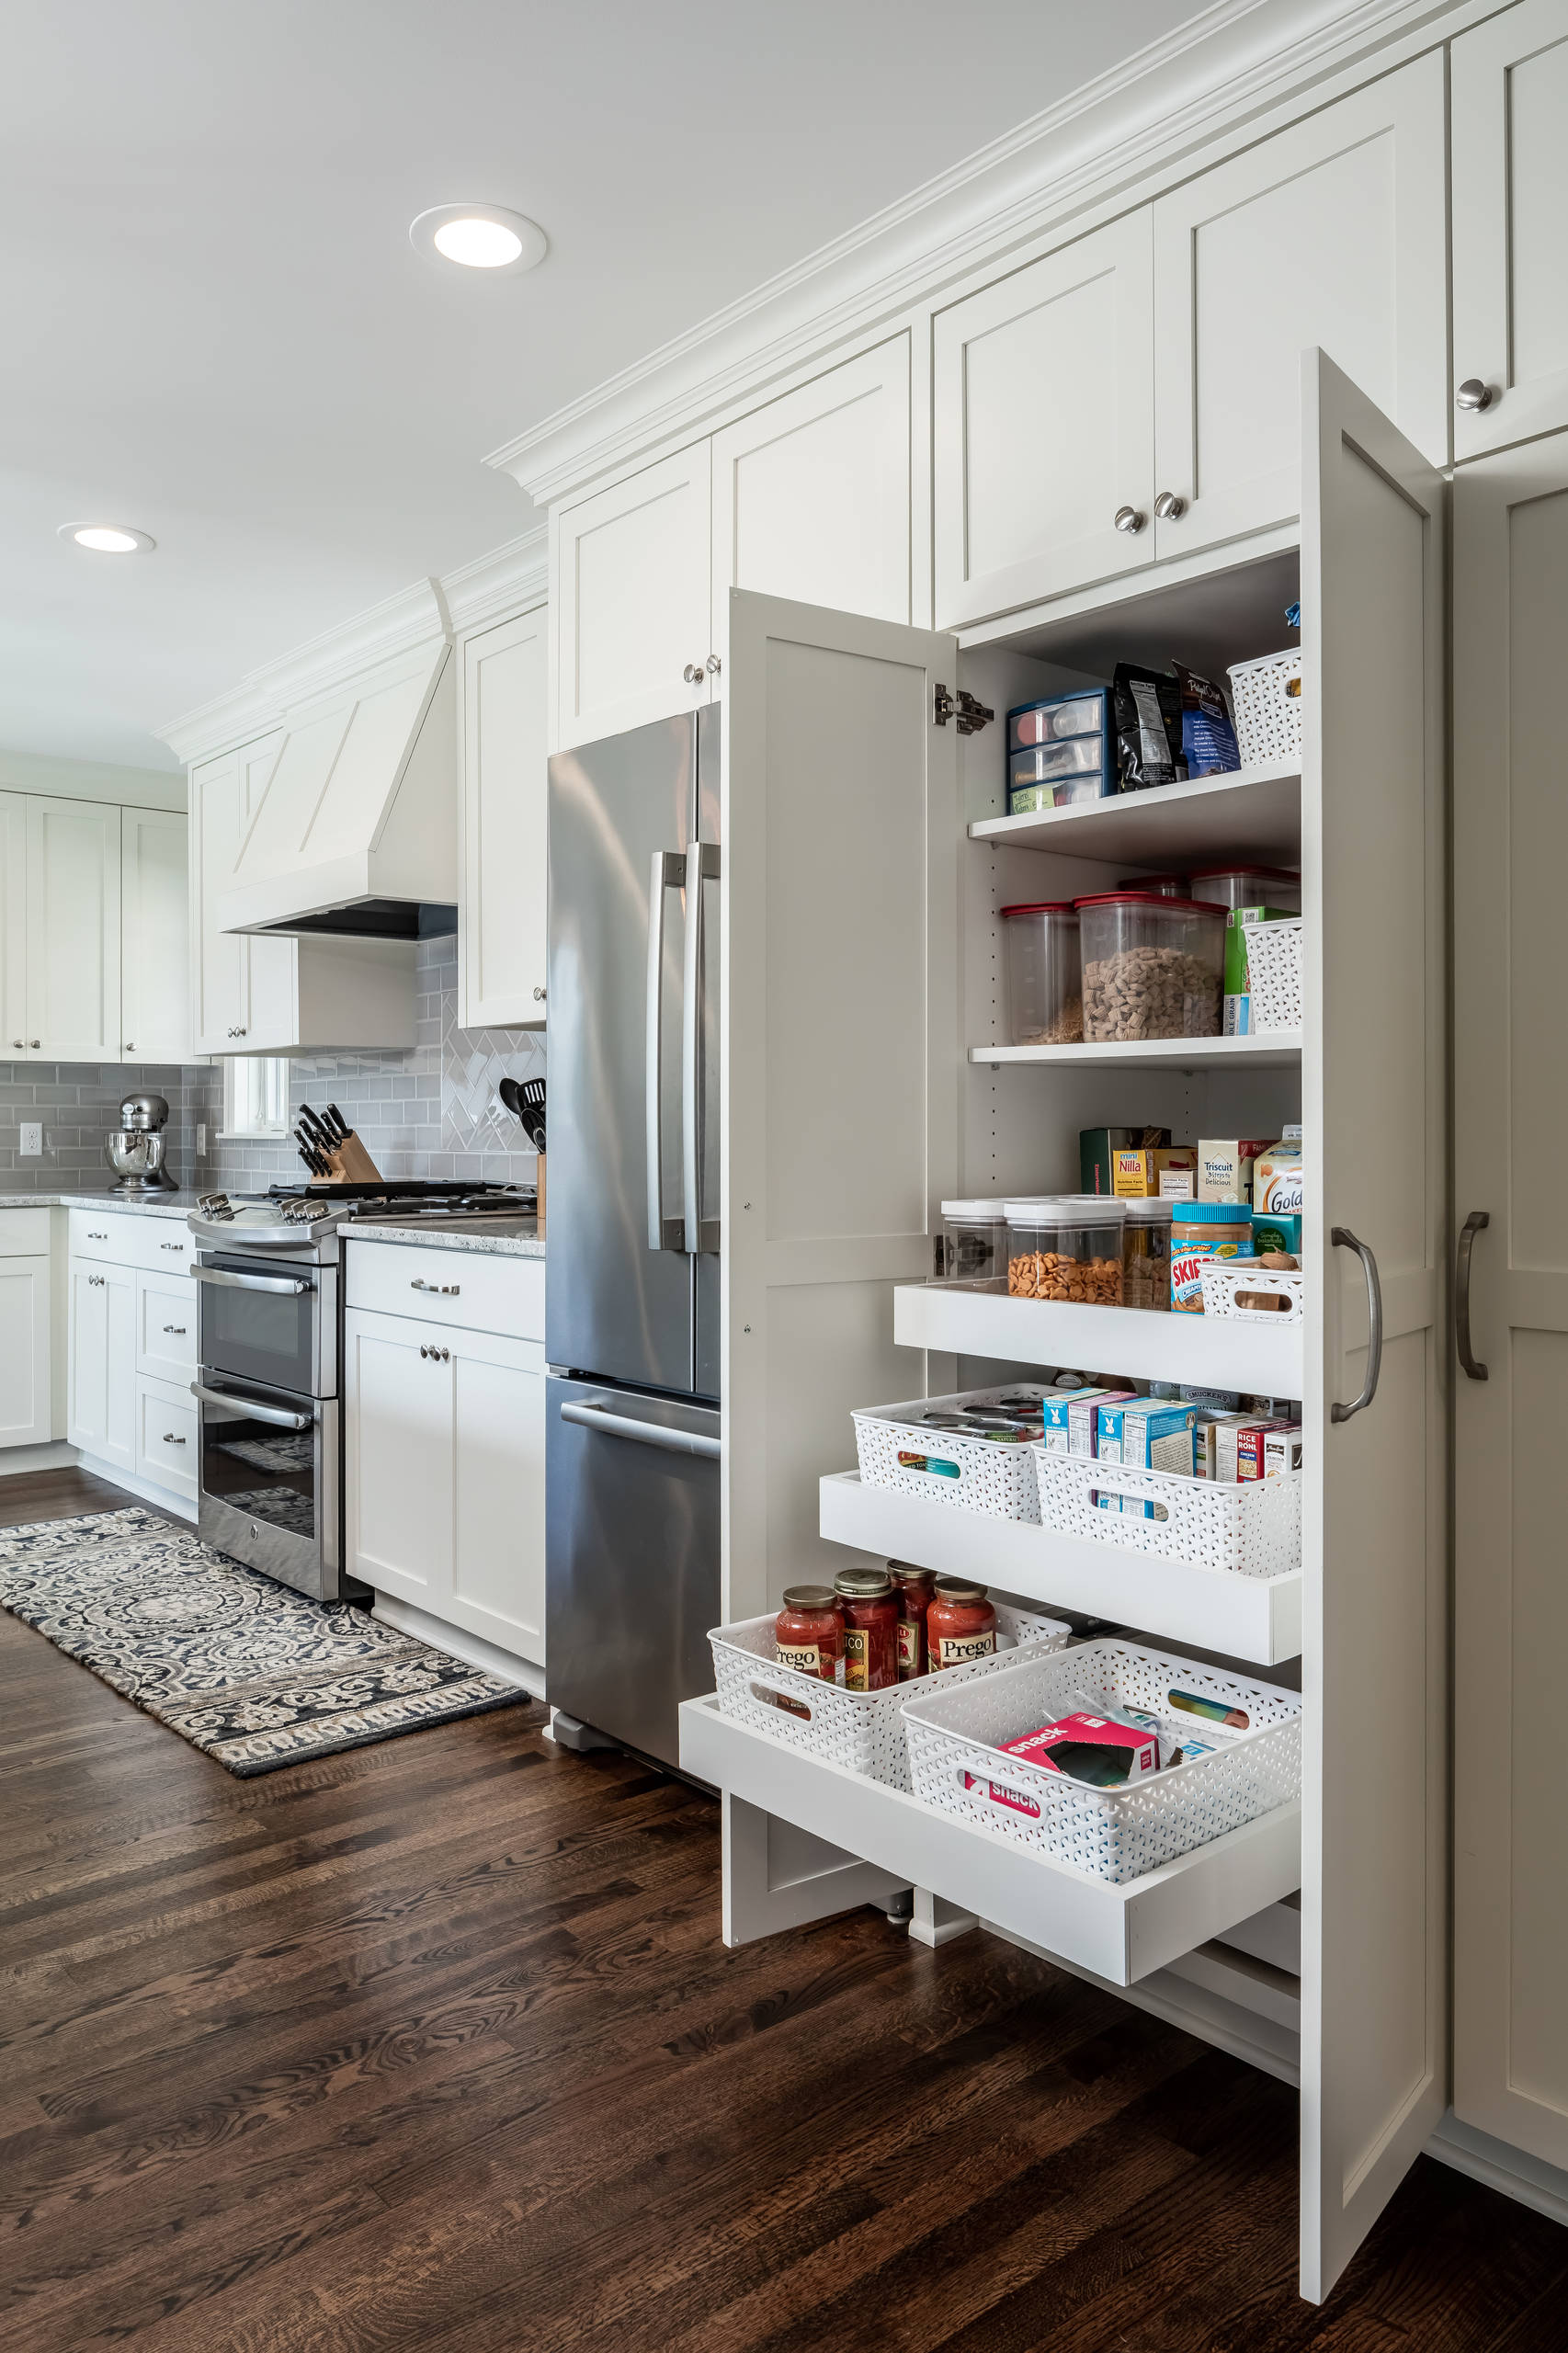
[487,0,1470,509]
[442,525,550,636]
[158,576,451,766]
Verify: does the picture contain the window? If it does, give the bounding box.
[222,1056,290,1139]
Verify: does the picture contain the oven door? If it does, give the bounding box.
[193,1254,335,1400]
[195,1373,354,1604]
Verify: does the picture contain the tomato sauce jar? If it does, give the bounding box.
[834,1565,900,1691]
[926,1576,997,1671]
[774,1586,844,1683]
[891,1563,936,1680]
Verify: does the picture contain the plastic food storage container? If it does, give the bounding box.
[1000,902,1083,1044]
[1117,874,1188,899]
[1187,864,1301,913]
[1122,1197,1174,1311]
[1074,892,1227,1042]
[937,1199,1011,1281]
[1008,690,1109,751]
[1004,1197,1125,1303]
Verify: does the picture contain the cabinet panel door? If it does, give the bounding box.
[1299,354,1447,2302]
[460,606,548,1029]
[711,338,910,664]
[450,1330,545,1664]
[556,443,711,750]
[1452,0,1568,460]
[0,793,27,1056]
[27,797,120,1063]
[191,745,248,1051]
[933,211,1153,627]
[1452,430,1568,2170]
[237,734,297,1048]
[68,1261,134,1471]
[136,1268,196,1387]
[344,1309,453,1605]
[0,1256,51,1449]
[120,807,190,1061]
[1153,57,1448,560]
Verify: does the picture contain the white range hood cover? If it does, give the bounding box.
[217,635,457,937]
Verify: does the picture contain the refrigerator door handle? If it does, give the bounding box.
[559,1398,721,1461]
[645,848,687,1252]
[681,839,721,1256]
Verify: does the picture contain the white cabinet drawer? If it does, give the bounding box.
[137,1372,197,1500]
[69,1209,195,1277]
[345,1241,543,1340]
[136,1269,196,1385]
[680,1697,1301,1989]
[0,1209,51,1256]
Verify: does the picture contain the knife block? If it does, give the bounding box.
[307,1131,382,1185]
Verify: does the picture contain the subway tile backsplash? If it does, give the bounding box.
[0,936,545,1197]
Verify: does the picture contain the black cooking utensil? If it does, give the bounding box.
[497,1078,523,1119]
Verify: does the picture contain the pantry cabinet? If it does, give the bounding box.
[1452,427,1568,2173]
[460,604,549,1029]
[1451,0,1568,461]
[119,806,190,1060]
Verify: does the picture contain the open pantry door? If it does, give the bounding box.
[722,588,961,1627]
[1298,351,1448,2300]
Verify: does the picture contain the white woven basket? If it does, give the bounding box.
[853,1385,1052,1521]
[1199,1261,1304,1322]
[1034,1449,1301,1580]
[709,1601,1070,1791]
[1228,649,1303,767]
[1244,915,1304,1031]
[902,1640,1302,1883]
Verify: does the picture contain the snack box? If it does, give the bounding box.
[1196,1140,1274,1203]
[1255,1128,1303,1216]
[1001,1711,1161,1787]
[1112,1145,1197,1198]
[1250,1209,1301,1257]
[1080,1126,1169,1196]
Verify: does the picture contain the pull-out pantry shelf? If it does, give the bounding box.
[894,1282,1305,1398]
[820,1472,1302,1665]
[679,1696,1301,1987]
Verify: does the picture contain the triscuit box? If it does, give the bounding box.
[1196,1139,1274,1203]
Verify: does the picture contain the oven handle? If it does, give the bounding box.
[189,1266,314,1296]
[191,1381,314,1432]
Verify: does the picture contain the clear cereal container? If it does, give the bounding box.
[1121,1196,1174,1311]
[1008,690,1108,751]
[1187,864,1301,913]
[1000,903,1082,1045]
[1004,1197,1125,1305]
[937,1199,1010,1282]
[1074,892,1227,1042]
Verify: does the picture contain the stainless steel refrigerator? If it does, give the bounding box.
[545,704,721,1771]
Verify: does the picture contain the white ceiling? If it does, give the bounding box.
[1,0,1197,768]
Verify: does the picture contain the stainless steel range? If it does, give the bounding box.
[187,1182,534,1601]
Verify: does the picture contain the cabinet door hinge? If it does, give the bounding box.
[934,685,994,734]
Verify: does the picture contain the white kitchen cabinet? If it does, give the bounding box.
[345,1293,545,1666]
[67,1256,135,1474]
[135,1267,196,1389]
[0,792,123,1063]
[135,1374,197,1503]
[460,605,549,1029]
[1152,57,1449,562]
[1452,0,1568,460]
[555,444,712,751]
[933,214,1154,628]
[1452,428,1568,2172]
[119,806,190,1061]
[191,736,273,1053]
[0,1253,51,1449]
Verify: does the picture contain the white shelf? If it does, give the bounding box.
[971,1031,1302,1072]
[680,1693,1301,1986]
[970,760,1301,865]
[821,1472,1301,1665]
[895,1281,1305,1397]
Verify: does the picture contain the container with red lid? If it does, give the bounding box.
[1074,892,1227,1041]
[1187,863,1301,913]
[834,1566,900,1692]
[999,901,1082,1045]
[1117,874,1189,899]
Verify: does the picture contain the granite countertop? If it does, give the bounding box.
[343,1214,545,1259]
[0,1188,204,1220]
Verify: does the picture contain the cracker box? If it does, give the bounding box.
[1002,1712,1162,1786]
[1254,1127,1303,1216]
[1196,1139,1275,1203]
[1112,1145,1198,1198]
[1080,1127,1167,1196]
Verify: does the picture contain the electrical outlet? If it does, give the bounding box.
[197,1123,207,1154]
[19,1122,41,1157]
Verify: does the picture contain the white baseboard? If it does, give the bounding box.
[73,1454,197,1523]
[1426,2113,1568,2230]
[0,1440,78,1476]
[371,1592,545,1698]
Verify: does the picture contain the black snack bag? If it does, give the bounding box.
[1113,662,1183,790]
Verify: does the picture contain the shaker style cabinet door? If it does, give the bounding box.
[189,748,247,1053]
[449,1329,546,1665]
[933,210,1153,627]
[1451,430,1568,2172]
[0,1256,51,1449]
[120,806,190,1061]
[710,337,912,666]
[67,1259,135,1472]
[26,796,120,1063]
[1152,55,1449,562]
[0,794,27,1057]
[1452,0,1568,460]
[460,605,549,1029]
[555,443,712,751]
[345,1308,454,1608]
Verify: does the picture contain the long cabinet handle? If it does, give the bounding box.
[190,1381,313,1432]
[559,1399,720,1461]
[1456,1209,1490,1381]
[1330,1227,1384,1423]
[681,839,721,1256]
[645,848,687,1254]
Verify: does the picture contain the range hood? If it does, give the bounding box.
[217,637,459,939]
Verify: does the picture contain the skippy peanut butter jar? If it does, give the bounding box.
[1170,1202,1252,1311]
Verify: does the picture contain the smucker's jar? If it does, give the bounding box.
[926,1577,997,1670]
[891,1563,936,1680]
[834,1565,900,1691]
[1170,1201,1253,1312]
[773,1586,843,1683]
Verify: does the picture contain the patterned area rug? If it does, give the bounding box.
[0,1507,529,1775]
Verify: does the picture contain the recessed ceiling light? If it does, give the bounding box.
[57,522,156,554]
[409,203,547,278]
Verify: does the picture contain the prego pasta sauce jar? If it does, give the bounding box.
[926,1577,997,1670]
[834,1566,901,1690]
[892,1563,936,1679]
[774,1586,843,1683]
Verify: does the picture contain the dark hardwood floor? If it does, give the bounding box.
[1,1469,1563,2351]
